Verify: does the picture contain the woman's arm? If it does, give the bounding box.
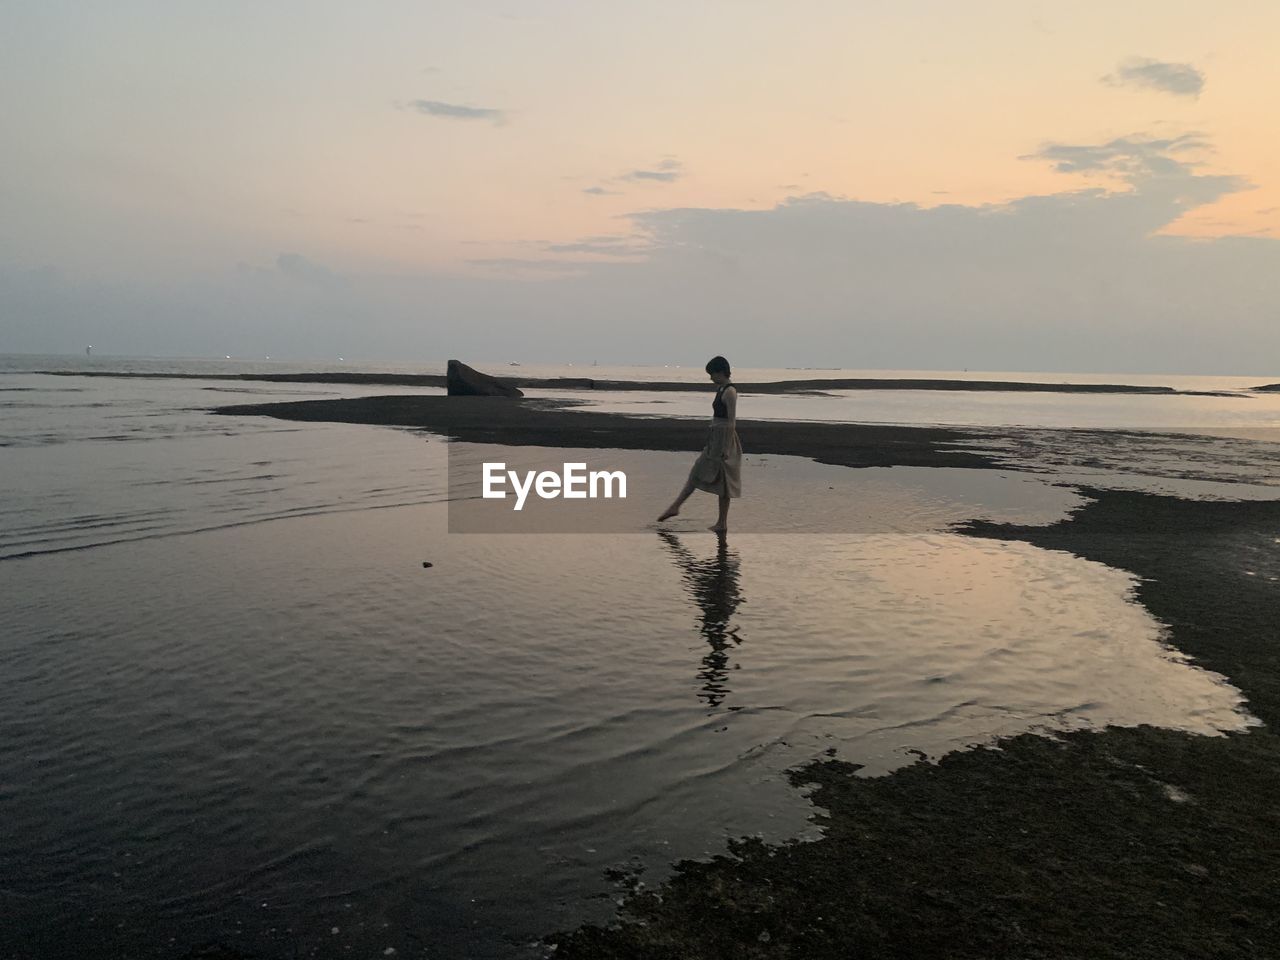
[722,386,737,427]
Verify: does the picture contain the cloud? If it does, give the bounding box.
[584,158,683,194]
[1102,57,1205,98]
[1020,134,1247,207]
[569,136,1267,370]
[624,169,679,182]
[5,133,1276,375]
[1025,133,1207,175]
[621,158,683,183]
[406,99,507,124]
[544,235,651,256]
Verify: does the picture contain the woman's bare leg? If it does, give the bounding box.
[657,478,696,521]
[709,493,730,532]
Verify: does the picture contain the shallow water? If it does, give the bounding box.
[1,496,1258,958]
[527,385,1280,436]
[0,364,1273,958]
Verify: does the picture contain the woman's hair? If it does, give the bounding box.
[705,355,731,377]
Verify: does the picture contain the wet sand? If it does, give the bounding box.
[216,395,1280,958]
[214,394,1001,470]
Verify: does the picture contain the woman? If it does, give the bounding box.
[657,356,742,531]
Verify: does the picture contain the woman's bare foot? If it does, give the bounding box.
[657,507,680,521]
[708,523,727,533]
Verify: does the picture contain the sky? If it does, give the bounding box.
[1,0,1277,373]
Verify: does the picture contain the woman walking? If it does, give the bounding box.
[657,356,742,532]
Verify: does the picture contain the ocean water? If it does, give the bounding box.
[11,351,1280,438]
[2,356,1277,958]
[5,352,1275,392]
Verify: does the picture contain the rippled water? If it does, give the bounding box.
[0,362,1272,959]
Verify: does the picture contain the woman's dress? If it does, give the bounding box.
[688,383,742,498]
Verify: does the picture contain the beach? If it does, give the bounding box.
[556,488,1280,958]
[212,385,1280,957]
[3,361,1279,958]
[10,4,1280,957]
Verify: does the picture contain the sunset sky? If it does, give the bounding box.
[2,1,1278,372]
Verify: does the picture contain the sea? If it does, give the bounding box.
[3,354,1279,958]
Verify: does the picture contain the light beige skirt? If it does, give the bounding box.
[689,420,742,498]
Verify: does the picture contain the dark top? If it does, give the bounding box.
[712,383,734,419]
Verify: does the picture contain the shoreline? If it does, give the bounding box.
[212,394,1002,470]
[211,394,1280,957]
[37,368,1253,397]
[211,394,1279,488]
[550,489,1280,958]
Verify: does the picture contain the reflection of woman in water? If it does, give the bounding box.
[658,531,744,708]
[657,355,742,532]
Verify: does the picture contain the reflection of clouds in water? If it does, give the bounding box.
[658,531,745,708]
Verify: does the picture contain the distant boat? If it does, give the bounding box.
[508,361,520,366]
